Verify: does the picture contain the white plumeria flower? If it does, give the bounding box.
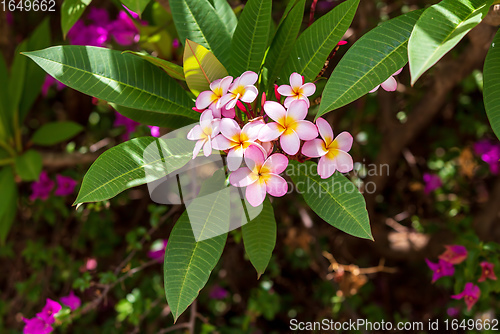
[369,68,403,93]
[195,76,233,118]
[301,117,353,179]
[258,100,318,155]
[277,72,316,108]
[186,110,220,159]
[212,118,266,171]
[217,71,259,110]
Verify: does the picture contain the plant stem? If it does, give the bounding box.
[0,141,16,157]
[0,158,14,166]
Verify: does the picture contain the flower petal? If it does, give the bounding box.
[330,150,353,173]
[258,122,283,142]
[369,85,380,93]
[263,101,286,124]
[293,120,318,141]
[244,145,265,173]
[216,93,234,109]
[289,72,303,89]
[245,179,266,207]
[316,117,334,146]
[286,99,308,122]
[187,125,204,140]
[242,120,264,140]
[200,109,214,124]
[393,67,403,76]
[212,134,235,150]
[277,85,294,96]
[196,91,217,110]
[333,131,353,152]
[193,139,205,159]
[380,76,398,92]
[203,137,212,157]
[300,82,316,96]
[263,153,288,174]
[283,95,299,108]
[280,130,300,155]
[209,78,222,91]
[229,167,258,187]
[221,107,235,118]
[302,139,327,158]
[227,146,244,171]
[239,71,258,86]
[220,118,241,141]
[240,85,258,103]
[265,174,288,197]
[318,155,336,179]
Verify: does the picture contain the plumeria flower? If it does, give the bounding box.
[36,299,61,325]
[438,245,467,265]
[229,146,288,207]
[425,259,455,283]
[451,283,480,311]
[196,76,233,117]
[60,291,81,311]
[258,100,318,155]
[277,72,316,108]
[302,118,353,178]
[23,317,52,334]
[187,110,220,158]
[369,68,403,93]
[478,261,497,282]
[217,71,258,110]
[212,118,265,171]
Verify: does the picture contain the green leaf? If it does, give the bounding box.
[61,0,92,38]
[8,41,28,118]
[279,0,360,84]
[484,29,500,140]
[31,121,84,146]
[14,150,42,182]
[0,167,18,244]
[242,198,276,278]
[23,46,198,120]
[75,137,194,204]
[170,0,233,68]
[183,39,229,96]
[408,0,492,85]
[0,53,9,140]
[124,51,186,81]
[287,160,372,240]
[263,0,305,90]
[120,0,151,16]
[230,0,272,76]
[110,103,195,129]
[165,171,229,321]
[317,9,423,118]
[211,0,238,36]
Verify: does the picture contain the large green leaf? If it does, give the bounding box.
[110,103,195,129]
[74,137,194,204]
[61,0,92,38]
[170,0,232,68]
[124,51,185,81]
[317,10,423,118]
[287,161,372,240]
[0,167,18,244]
[165,171,229,321]
[263,0,305,91]
[241,198,276,278]
[31,121,84,146]
[230,0,272,76]
[14,150,42,182]
[211,0,238,36]
[279,0,360,84]
[484,29,500,140]
[8,41,28,119]
[23,46,198,120]
[183,39,229,96]
[120,0,151,16]
[408,0,492,85]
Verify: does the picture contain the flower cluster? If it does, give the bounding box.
[187,72,354,207]
[30,172,77,201]
[23,292,81,334]
[473,139,500,174]
[426,245,497,311]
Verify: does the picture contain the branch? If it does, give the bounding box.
[41,152,100,169]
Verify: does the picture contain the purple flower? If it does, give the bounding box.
[67,20,109,47]
[148,126,161,137]
[54,175,77,196]
[109,11,141,46]
[114,112,140,140]
[172,38,180,49]
[60,291,81,311]
[473,139,500,174]
[209,285,229,300]
[87,7,110,27]
[30,172,55,201]
[426,258,455,283]
[36,299,61,325]
[478,261,497,282]
[438,245,468,265]
[423,173,442,194]
[451,283,480,311]
[147,239,168,262]
[23,317,52,334]
[41,75,65,97]
[447,307,460,317]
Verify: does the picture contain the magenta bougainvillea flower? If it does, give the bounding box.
[67,20,109,47]
[423,173,442,194]
[187,110,220,158]
[302,117,354,178]
[209,285,229,299]
[369,68,403,93]
[54,175,77,196]
[277,72,316,108]
[114,112,140,140]
[473,139,500,174]
[218,71,259,110]
[23,317,52,334]
[438,245,467,265]
[41,75,65,97]
[60,291,81,311]
[425,258,455,283]
[148,126,161,137]
[147,239,169,262]
[478,261,497,282]
[447,307,460,317]
[258,100,318,155]
[36,299,61,325]
[108,11,141,45]
[451,282,480,311]
[30,171,55,201]
[230,146,288,207]
[196,76,234,117]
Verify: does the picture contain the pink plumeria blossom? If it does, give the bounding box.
[36,299,61,325]
[277,72,316,108]
[218,71,258,110]
[54,175,77,196]
[369,68,403,93]
[60,291,81,311]
[301,117,353,178]
[451,283,480,311]
[229,146,288,207]
[212,118,265,171]
[23,317,52,334]
[438,245,467,265]
[478,261,497,282]
[187,110,220,158]
[258,100,318,155]
[425,258,455,283]
[196,76,233,118]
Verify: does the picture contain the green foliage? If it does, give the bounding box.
[317,10,423,117]
[483,29,500,140]
[0,54,9,140]
[279,0,360,84]
[120,0,151,16]
[61,0,92,38]
[23,46,198,121]
[31,121,84,146]
[0,167,17,244]
[287,161,372,240]
[211,0,238,36]
[124,51,186,81]
[230,0,272,76]
[14,150,42,182]
[408,0,492,85]
[111,103,195,129]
